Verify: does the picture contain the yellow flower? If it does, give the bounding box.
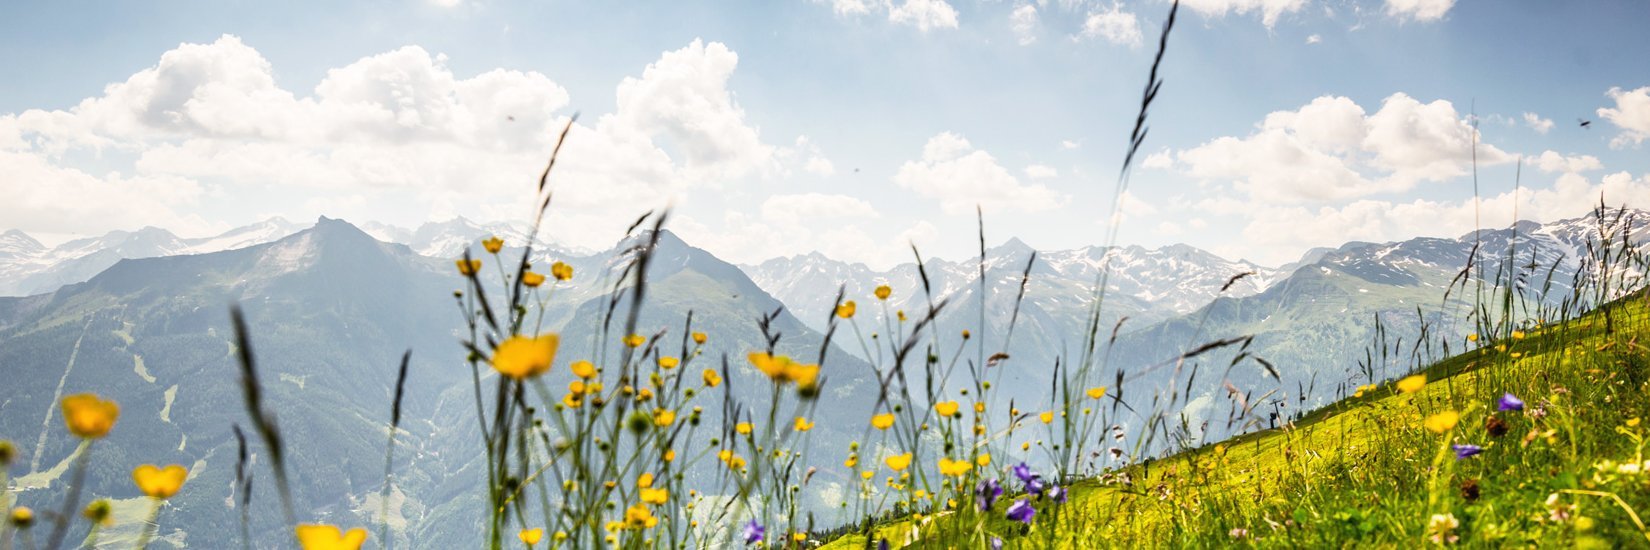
[974,402,986,413]
[702,368,722,387]
[491,334,559,379]
[664,449,676,462]
[482,236,504,254]
[747,352,819,388]
[794,533,807,542]
[875,285,892,300]
[82,500,112,526]
[62,394,119,439]
[296,524,368,550]
[521,271,546,287]
[1512,330,1527,340]
[844,455,859,468]
[871,413,895,430]
[658,356,679,369]
[938,457,972,476]
[132,464,188,499]
[455,259,482,276]
[624,503,658,529]
[794,417,814,432]
[736,422,753,435]
[976,453,991,467]
[653,409,676,427]
[885,453,913,471]
[935,401,961,417]
[1086,387,1107,399]
[640,487,669,505]
[10,506,34,528]
[692,332,708,345]
[624,334,646,347]
[1397,374,1426,394]
[551,261,574,281]
[861,470,874,480]
[728,456,746,470]
[897,310,907,322]
[1424,411,1460,434]
[1039,411,1055,424]
[519,528,544,545]
[836,300,857,319]
[570,360,596,379]
[637,473,654,488]
[1628,418,1642,427]
[1466,333,1478,342]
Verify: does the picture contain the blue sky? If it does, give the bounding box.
[2,0,1648,266]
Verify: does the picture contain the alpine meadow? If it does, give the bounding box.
[2,1,1650,549]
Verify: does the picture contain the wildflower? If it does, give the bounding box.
[482,237,504,254]
[702,368,722,387]
[875,285,891,300]
[1426,513,1459,544]
[638,473,654,488]
[1511,330,1526,340]
[653,409,675,427]
[624,334,646,347]
[1452,444,1484,459]
[1086,387,1106,399]
[640,487,669,505]
[1629,418,1642,427]
[519,528,543,545]
[571,360,596,379]
[1397,375,1426,394]
[974,402,986,414]
[861,470,874,480]
[455,259,482,275]
[491,334,559,379]
[991,538,1003,550]
[1012,462,1035,484]
[664,449,676,462]
[625,503,658,528]
[1229,528,1248,539]
[897,310,907,322]
[794,417,814,432]
[962,330,971,339]
[10,506,33,528]
[1006,499,1036,524]
[1039,411,1054,424]
[871,413,895,430]
[934,401,960,417]
[976,478,1003,511]
[1498,392,1524,411]
[62,394,120,439]
[693,332,708,345]
[736,422,753,435]
[550,261,573,281]
[658,356,679,369]
[132,464,188,499]
[836,301,856,318]
[1424,411,1460,434]
[742,519,765,544]
[82,499,113,526]
[885,453,913,471]
[794,533,807,543]
[522,271,546,287]
[1046,485,1067,503]
[296,524,368,550]
[938,457,972,476]
[976,453,991,467]
[844,455,858,468]
[747,352,819,389]
[1467,333,1478,342]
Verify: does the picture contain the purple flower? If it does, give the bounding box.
[1026,477,1046,496]
[741,519,764,544]
[1452,444,1484,459]
[975,478,1003,511]
[1498,392,1524,411]
[878,540,889,550]
[991,537,1003,550]
[1012,462,1036,484]
[1046,485,1067,503]
[1006,499,1036,524]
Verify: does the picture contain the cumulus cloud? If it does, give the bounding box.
[894,132,1064,214]
[1179,0,1309,27]
[761,193,878,223]
[1010,4,1039,45]
[0,35,789,248]
[1522,112,1554,134]
[1599,86,1650,148]
[1079,5,1143,47]
[1168,93,1511,203]
[1024,164,1058,179]
[1533,150,1603,174]
[888,0,960,31]
[1384,0,1456,22]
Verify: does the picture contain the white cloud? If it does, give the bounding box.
[0,35,790,249]
[1305,34,1322,44]
[1599,86,1650,148]
[1179,0,1309,27]
[1024,164,1058,179]
[1010,4,1039,45]
[1170,93,1511,203]
[1384,0,1455,22]
[1079,5,1142,47]
[1533,150,1603,174]
[894,132,1064,214]
[888,0,960,32]
[1060,140,1080,150]
[761,193,878,223]
[780,136,836,176]
[1522,112,1554,134]
[1141,149,1173,170]
[829,0,873,16]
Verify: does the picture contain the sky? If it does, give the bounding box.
[2,0,1648,268]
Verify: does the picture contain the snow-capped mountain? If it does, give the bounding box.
[0,218,308,296]
[361,218,593,259]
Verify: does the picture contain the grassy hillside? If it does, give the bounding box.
[825,290,1650,548]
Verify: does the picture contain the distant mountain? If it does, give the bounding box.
[361,218,593,260]
[0,218,307,297]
